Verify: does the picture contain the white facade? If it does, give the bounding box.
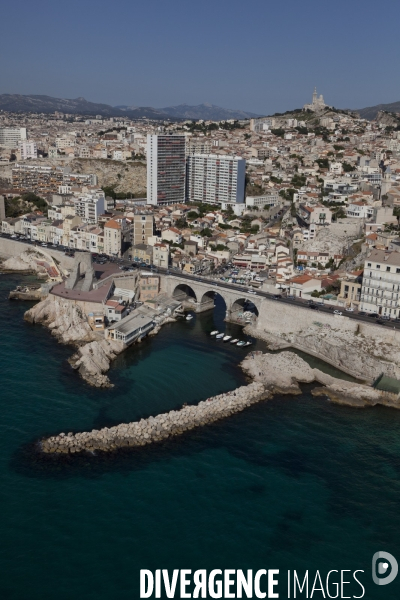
[346,203,374,219]
[360,249,400,317]
[246,192,280,208]
[147,135,186,205]
[18,141,37,160]
[0,128,27,148]
[73,193,105,223]
[186,154,246,205]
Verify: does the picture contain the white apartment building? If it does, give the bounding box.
[18,141,37,160]
[346,202,374,219]
[186,154,246,205]
[246,192,280,208]
[147,134,186,205]
[73,193,105,223]
[360,249,400,317]
[0,128,27,148]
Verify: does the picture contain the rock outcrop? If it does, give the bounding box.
[1,250,48,274]
[41,382,268,454]
[251,302,400,381]
[241,351,400,408]
[24,295,124,387]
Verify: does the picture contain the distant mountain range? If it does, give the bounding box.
[117,102,261,120]
[0,94,260,121]
[356,100,400,120]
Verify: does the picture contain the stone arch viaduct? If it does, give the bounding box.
[162,274,262,322]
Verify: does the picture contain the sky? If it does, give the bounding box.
[1,0,400,115]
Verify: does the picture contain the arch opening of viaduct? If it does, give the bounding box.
[169,279,260,324]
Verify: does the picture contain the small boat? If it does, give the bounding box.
[223,335,232,342]
[236,341,246,347]
[186,314,193,321]
[216,333,224,339]
[210,330,219,336]
[244,341,253,347]
[230,338,239,344]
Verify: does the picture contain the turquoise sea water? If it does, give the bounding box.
[1,274,400,599]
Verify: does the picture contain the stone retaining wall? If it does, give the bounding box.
[41,382,268,454]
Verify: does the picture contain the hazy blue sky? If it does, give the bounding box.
[1,0,400,114]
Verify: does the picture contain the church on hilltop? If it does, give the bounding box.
[303,87,330,112]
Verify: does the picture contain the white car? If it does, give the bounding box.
[247,290,257,295]
[345,307,354,312]
[41,243,48,247]
[333,310,342,316]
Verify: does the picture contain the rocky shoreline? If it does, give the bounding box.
[24,295,125,387]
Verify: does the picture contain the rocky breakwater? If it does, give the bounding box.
[24,295,124,387]
[41,382,268,454]
[241,351,400,408]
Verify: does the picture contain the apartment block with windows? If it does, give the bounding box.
[133,213,154,245]
[360,249,400,317]
[186,154,246,205]
[73,193,105,224]
[18,141,37,160]
[0,128,27,148]
[147,134,186,205]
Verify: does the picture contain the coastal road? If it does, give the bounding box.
[140,265,400,331]
[3,234,398,331]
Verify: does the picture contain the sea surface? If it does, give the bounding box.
[1,274,400,599]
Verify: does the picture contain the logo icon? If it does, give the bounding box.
[372,551,398,585]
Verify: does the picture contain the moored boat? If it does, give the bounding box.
[186,314,193,320]
[216,333,224,339]
[230,338,239,344]
[223,335,232,342]
[236,341,246,347]
[210,330,219,336]
[244,341,253,347]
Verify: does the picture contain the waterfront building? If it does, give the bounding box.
[186,154,246,205]
[360,249,400,317]
[147,134,186,205]
[0,127,27,148]
[106,313,154,344]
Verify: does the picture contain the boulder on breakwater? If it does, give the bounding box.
[40,382,268,454]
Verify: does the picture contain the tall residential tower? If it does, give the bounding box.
[147,134,186,205]
[186,154,246,206]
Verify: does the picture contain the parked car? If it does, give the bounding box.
[359,311,366,316]
[333,310,342,316]
[381,315,391,320]
[345,307,354,312]
[376,320,386,325]
[368,313,379,318]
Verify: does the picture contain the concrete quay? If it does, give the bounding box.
[40,382,268,454]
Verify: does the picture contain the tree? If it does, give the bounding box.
[200,228,212,237]
[393,207,400,227]
[175,218,187,228]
